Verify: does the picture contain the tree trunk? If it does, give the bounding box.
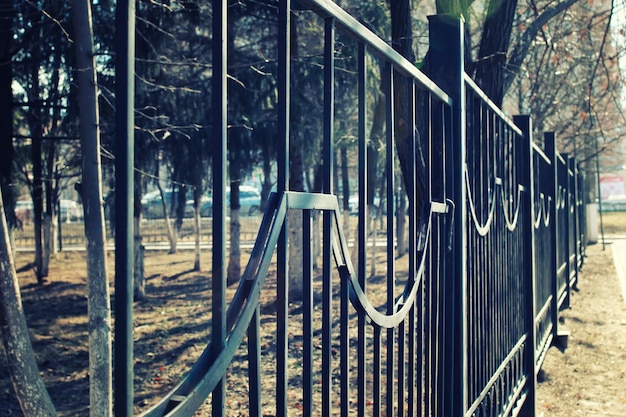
[365,94,386,277]
[288,209,304,299]
[72,1,113,415]
[287,14,306,301]
[261,148,273,212]
[312,210,321,270]
[370,178,386,278]
[44,58,61,257]
[0,0,15,229]
[227,209,241,286]
[228,182,241,285]
[41,214,51,275]
[287,141,305,300]
[396,176,407,256]
[0,192,57,417]
[42,144,57,261]
[134,174,146,300]
[367,95,385,209]
[340,145,351,246]
[42,164,57,259]
[155,180,178,254]
[193,204,201,272]
[474,0,518,106]
[134,216,146,301]
[388,0,428,216]
[30,120,47,284]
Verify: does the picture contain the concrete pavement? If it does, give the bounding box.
[608,235,626,307]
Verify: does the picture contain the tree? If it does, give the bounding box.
[0,0,15,229]
[513,0,624,202]
[0,191,57,416]
[72,0,112,414]
[513,2,624,149]
[380,0,624,216]
[11,2,82,281]
[226,0,277,284]
[133,0,213,269]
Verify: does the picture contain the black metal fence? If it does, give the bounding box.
[109,2,585,416]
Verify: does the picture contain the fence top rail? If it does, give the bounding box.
[298,0,452,106]
[464,73,523,137]
[532,142,551,165]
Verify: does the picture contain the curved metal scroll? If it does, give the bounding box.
[140,190,439,416]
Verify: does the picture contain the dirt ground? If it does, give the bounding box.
[535,240,626,416]
[1,232,626,415]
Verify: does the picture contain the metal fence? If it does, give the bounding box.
[532,133,586,384]
[109,2,585,416]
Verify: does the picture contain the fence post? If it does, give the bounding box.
[513,115,537,416]
[577,164,586,263]
[562,154,571,309]
[569,157,579,289]
[114,0,135,414]
[544,133,561,348]
[276,1,291,415]
[428,14,466,417]
[211,0,228,414]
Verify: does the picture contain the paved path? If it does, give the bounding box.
[608,235,626,307]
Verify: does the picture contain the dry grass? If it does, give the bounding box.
[598,211,626,235]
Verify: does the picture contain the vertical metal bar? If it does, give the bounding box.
[384,60,396,417]
[248,307,261,417]
[595,137,606,249]
[341,227,350,417]
[275,176,288,412]
[357,41,367,417]
[322,16,335,417]
[321,221,332,416]
[567,161,573,276]
[276,1,290,415]
[406,79,417,417]
[409,299,417,417]
[545,132,559,344]
[556,157,565,304]
[323,18,335,197]
[277,1,290,193]
[435,231,446,417]
[562,154,571,308]
[114,0,135,415]
[57,201,62,251]
[398,321,406,417]
[303,209,313,416]
[428,15,467,416]
[373,327,382,417]
[339,47,350,416]
[428,85,447,417]
[424,93,439,417]
[577,164,587,260]
[211,0,227,415]
[569,157,579,287]
[514,114,537,415]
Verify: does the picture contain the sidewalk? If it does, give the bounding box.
[609,235,626,308]
[536,239,626,416]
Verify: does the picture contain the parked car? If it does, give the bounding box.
[141,190,194,219]
[14,200,33,224]
[348,194,382,215]
[59,199,83,223]
[13,199,83,224]
[200,185,262,217]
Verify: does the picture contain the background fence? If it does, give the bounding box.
[32,2,585,416]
